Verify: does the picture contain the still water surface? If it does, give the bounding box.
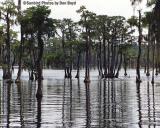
[0,69,160,128]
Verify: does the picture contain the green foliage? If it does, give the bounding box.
[142,11,152,27]
[127,16,138,27]
[44,51,64,68]
[21,5,55,37]
[120,43,138,60]
[0,0,18,25]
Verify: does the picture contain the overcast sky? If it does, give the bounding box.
[19,0,147,20]
[1,0,148,39]
[0,0,148,20]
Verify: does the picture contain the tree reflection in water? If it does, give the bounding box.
[152,83,156,128]
[103,79,107,127]
[136,83,142,128]
[0,76,160,127]
[147,82,151,128]
[16,82,24,127]
[37,97,42,128]
[85,82,91,128]
[6,82,11,128]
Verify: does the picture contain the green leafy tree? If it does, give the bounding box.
[77,6,96,83]
[22,6,55,98]
[0,0,17,80]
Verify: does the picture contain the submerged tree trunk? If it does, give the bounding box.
[109,38,116,78]
[115,52,122,78]
[136,10,142,83]
[124,53,127,76]
[107,41,110,78]
[103,35,107,78]
[3,13,12,81]
[68,28,73,78]
[84,29,90,83]
[16,0,23,83]
[98,41,103,78]
[146,35,150,76]
[113,45,119,76]
[155,41,159,76]
[62,32,67,78]
[75,51,81,78]
[36,31,43,98]
[151,39,155,84]
[16,31,24,82]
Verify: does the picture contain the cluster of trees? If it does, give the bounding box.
[0,0,160,97]
[130,0,160,83]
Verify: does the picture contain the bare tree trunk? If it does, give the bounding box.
[16,0,23,83]
[16,30,24,82]
[113,45,119,76]
[103,36,107,77]
[136,10,142,83]
[109,38,115,78]
[146,36,150,76]
[107,41,110,78]
[151,40,155,84]
[75,51,81,78]
[115,52,122,78]
[61,32,67,78]
[36,31,43,98]
[124,53,127,76]
[155,41,159,76]
[3,13,12,81]
[84,28,90,83]
[98,41,103,77]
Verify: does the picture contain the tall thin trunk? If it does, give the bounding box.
[146,31,150,76]
[3,12,11,80]
[151,40,155,84]
[36,30,43,98]
[16,0,23,82]
[16,30,24,82]
[75,51,81,78]
[99,41,103,77]
[84,27,90,83]
[109,37,115,78]
[155,41,159,76]
[107,41,110,77]
[136,10,142,83]
[62,32,67,78]
[115,52,122,78]
[103,33,107,77]
[124,53,127,76]
[113,45,119,76]
[68,28,72,78]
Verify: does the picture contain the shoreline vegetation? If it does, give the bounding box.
[0,0,160,98]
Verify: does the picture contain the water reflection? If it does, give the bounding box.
[6,82,11,128]
[37,97,42,128]
[16,83,24,127]
[0,78,160,127]
[147,82,151,128]
[85,83,91,128]
[152,83,156,128]
[136,83,142,128]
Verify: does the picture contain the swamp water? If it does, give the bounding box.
[0,69,160,128]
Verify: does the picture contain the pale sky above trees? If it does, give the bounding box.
[0,0,147,39]
[10,0,146,20]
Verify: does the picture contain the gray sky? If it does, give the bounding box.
[0,0,148,20]
[1,0,148,39]
[20,0,147,20]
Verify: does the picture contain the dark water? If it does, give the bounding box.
[1,69,160,128]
